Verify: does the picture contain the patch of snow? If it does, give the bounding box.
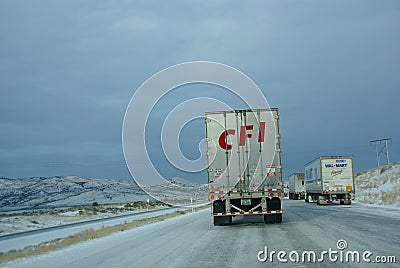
[355,162,400,207]
[59,211,81,217]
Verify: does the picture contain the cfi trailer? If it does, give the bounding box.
[205,109,283,226]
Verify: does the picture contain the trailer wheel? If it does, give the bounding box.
[264,214,271,224]
[213,216,232,226]
[317,195,326,205]
[264,214,282,224]
[275,214,282,223]
[343,199,351,205]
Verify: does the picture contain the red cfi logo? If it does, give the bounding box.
[218,122,266,150]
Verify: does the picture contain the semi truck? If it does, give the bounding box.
[305,156,354,205]
[288,173,305,200]
[205,109,283,225]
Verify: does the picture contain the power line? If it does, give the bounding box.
[370,138,392,167]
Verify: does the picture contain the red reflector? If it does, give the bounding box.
[278,192,282,197]
[240,211,244,214]
[270,193,274,197]
[210,195,214,200]
[217,195,221,199]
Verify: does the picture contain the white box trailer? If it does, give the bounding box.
[283,182,289,197]
[305,156,354,205]
[205,109,283,225]
[288,173,305,200]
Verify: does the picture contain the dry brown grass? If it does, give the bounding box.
[0,205,210,265]
[381,189,400,203]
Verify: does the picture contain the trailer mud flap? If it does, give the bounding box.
[212,200,226,213]
[267,197,281,211]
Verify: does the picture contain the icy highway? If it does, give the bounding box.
[4,199,399,268]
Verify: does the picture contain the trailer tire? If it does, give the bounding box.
[275,214,282,223]
[213,216,232,226]
[264,214,282,224]
[317,195,327,205]
[340,199,351,205]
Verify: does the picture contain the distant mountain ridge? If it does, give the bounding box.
[167,177,206,187]
[0,176,208,212]
[0,176,147,212]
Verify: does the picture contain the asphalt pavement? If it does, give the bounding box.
[3,199,399,268]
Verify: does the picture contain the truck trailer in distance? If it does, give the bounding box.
[305,156,354,205]
[288,173,305,200]
[205,109,283,225]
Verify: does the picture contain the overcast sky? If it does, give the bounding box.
[0,0,399,183]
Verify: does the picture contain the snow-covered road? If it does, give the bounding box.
[0,207,188,253]
[3,199,399,267]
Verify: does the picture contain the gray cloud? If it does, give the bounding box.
[0,0,399,182]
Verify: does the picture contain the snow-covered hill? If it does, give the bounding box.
[355,163,400,207]
[142,177,208,206]
[0,176,148,212]
[0,176,208,213]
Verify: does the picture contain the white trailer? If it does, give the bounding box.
[288,173,305,200]
[205,109,283,225]
[305,156,354,205]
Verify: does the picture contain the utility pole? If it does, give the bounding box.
[385,139,390,164]
[370,138,392,167]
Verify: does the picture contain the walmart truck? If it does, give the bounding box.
[288,173,305,200]
[305,156,354,205]
[205,109,283,225]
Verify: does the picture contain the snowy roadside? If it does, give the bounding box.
[355,162,400,208]
[350,200,400,219]
[0,202,166,236]
[0,204,209,253]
